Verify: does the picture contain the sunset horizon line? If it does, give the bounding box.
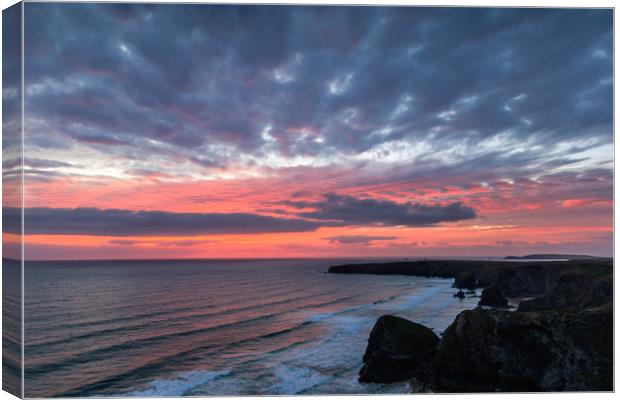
[9,252,613,263]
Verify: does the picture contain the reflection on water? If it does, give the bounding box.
[25,258,478,397]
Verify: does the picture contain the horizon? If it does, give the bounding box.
[3,4,613,260]
[7,252,613,263]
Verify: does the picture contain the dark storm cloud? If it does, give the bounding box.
[5,207,323,236]
[296,192,476,226]
[5,192,476,236]
[326,235,397,244]
[23,5,612,169]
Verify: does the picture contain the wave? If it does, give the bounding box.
[27,278,314,332]
[27,292,363,382]
[26,271,309,327]
[126,369,231,397]
[26,288,340,354]
[86,293,408,396]
[59,283,473,397]
[268,364,332,395]
[25,261,476,397]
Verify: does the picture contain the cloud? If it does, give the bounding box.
[561,199,588,208]
[13,5,613,260]
[326,235,397,244]
[3,158,74,170]
[297,192,476,226]
[21,5,611,181]
[496,240,551,247]
[5,207,323,236]
[108,239,212,247]
[6,191,476,237]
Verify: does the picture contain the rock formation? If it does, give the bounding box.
[359,315,439,383]
[434,305,612,392]
[334,259,613,392]
[478,284,509,308]
[359,305,612,392]
[453,271,477,289]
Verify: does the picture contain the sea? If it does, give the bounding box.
[23,258,481,397]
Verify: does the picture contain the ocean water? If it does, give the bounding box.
[24,258,480,397]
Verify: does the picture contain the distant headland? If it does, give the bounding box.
[503,253,611,261]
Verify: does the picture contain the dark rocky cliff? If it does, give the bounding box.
[433,305,612,392]
[329,259,611,298]
[330,259,613,392]
[359,315,439,383]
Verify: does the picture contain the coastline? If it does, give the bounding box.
[328,258,613,392]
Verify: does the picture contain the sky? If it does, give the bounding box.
[4,4,613,260]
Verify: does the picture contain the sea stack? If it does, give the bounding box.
[478,284,509,308]
[359,315,439,383]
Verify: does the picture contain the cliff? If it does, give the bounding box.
[328,259,611,298]
[329,259,613,392]
[432,304,612,391]
[504,254,610,261]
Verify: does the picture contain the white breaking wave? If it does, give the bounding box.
[108,273,477,397]
[127,370,231,396]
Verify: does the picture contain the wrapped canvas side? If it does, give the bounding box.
[2,2,24,398]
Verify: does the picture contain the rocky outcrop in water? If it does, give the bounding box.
[478,285,509,308]
[453,271,477,289]
[359,315,439,383]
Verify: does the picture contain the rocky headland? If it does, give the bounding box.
[503,253,610,261]
[328,258,613,392]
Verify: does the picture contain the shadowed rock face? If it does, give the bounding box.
[476,263,552,297]
[359,315,439,383]
[518,273,612,311]
[359,306,612,392]
[478,285,509,308]
[453,271,477,290]
[435,305,612,392]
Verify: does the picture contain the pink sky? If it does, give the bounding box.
[5,5,613,260]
